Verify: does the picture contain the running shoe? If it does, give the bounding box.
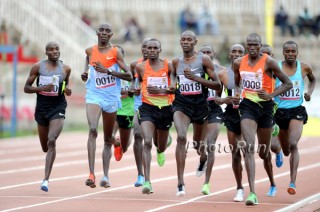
[114,137,123,161]
[166,133,172,148]
[245,192,258,206]
[196,159,207,177]
[157,151,165,167]
[272,124,280,137]
[142,181,153,194]
[85,173,96,188]
[201,183,210,195]
[134,175,145,187]
[100,176,110,188]
[176,184,186,197]
[287,183,296,195]
[267,186,277,197]
[40,180,49,192]
[276,150,283,168]
[233,189,244,202]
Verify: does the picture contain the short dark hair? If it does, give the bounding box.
[283,40,298,51]
[147,38,161,48]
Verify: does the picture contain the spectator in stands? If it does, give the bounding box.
[0,21,8,45]
[198,4,219,35]
[9,27,21,45]
[297,7,314,36]
[312,13,320,37]
[81,13,92,27]
[274,5,295,37]
[120,17,144,43]
[179,5,199,35]
[21,39,38,57]
[217,36,231,66]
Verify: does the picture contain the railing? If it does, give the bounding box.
[0,0,97,81]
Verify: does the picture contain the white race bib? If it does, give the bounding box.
[38,75,59,96]
[147,76,168,96]
[207,88,216,100]
[279,80,301,100]
[179,73,202,95]
[241,71,262,91]
[94,68,116,88]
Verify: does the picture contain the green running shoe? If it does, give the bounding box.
[142,181,153,194]
[245,192,258,206]
[157,151,165,167]
[201,183,210,195]
[272,124,279,137]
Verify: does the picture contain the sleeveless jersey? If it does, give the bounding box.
[175,52,208,105]
[134,58,144,111]
[207,64,219,101]
[141,59,173,107]
[274,60,304,109]
[118,68,134,116]
[85,45,121,102]
[239,54,273,102]
[224,66,238,111]
[36,60,66,109]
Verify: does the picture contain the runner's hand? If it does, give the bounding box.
[81,72,88,82]
[64,88,72,96]
[304,92,311,101]
[93,62,109,74]
[257,89,271,100]
[41,84,54,92]
[183,67,196,80]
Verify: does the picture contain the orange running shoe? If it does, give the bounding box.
[85,173,96,188]
[114,137,123,161]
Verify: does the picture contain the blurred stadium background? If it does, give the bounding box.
[0,0,319,137]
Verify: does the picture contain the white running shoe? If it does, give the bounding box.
[233,189,244,202]
[40,180,49,192]
[176,184,186,197]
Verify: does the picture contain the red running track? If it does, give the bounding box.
[0,132,319,212]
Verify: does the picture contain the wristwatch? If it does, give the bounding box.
[108,68,113,74]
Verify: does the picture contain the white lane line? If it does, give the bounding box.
[0,143,86,155]
[0,164,230,212]
[1,162,320,212]
[145,162,320,212]
[275,192,320,212]
[0,151,85,164]
[0,156,192,190]
[1,143,318,175]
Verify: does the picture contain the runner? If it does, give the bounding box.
[274,40,316,195]
[135,38,174,194]
[111,45,134,162]
[233,33,292,205]
[130,38,150,187]
[171,30,221,196]
[24,41,72,192]
[81,23,132,188]
[198,45,224,195]
[258,44,281,197]
[215,44,246,201]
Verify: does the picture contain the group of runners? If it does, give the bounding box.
[24,22,316,206]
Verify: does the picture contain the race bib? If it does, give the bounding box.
[121,79,130,91]
[147,76,168,95]
[241,71,262,91]
[94,68,116,88]
[279,80,301,100]
[179,73,202,95]
[207,88,216,100]
[38,75,59,96]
